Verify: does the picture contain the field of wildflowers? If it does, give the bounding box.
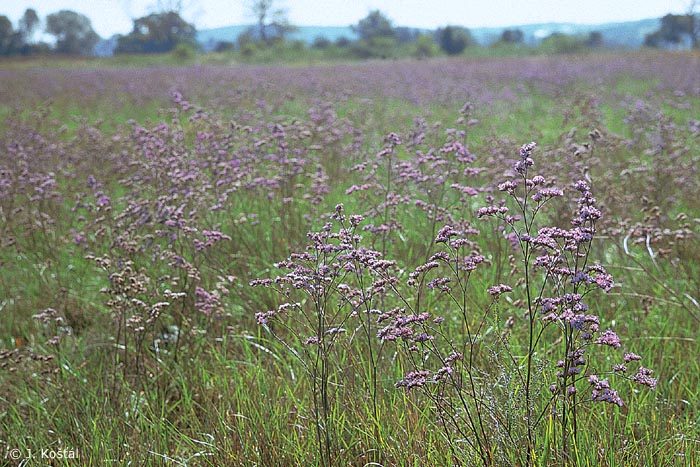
[0,51,699,466]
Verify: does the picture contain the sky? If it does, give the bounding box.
[1,0,691,38]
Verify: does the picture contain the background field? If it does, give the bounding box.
[0,52,699,466]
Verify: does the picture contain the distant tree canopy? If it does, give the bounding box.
[539,32,587,54]
[435,26,475,55]
[115,11,196,54]
[353,10,395,41]
[394,26,420,44]
[1,9,44,55]
[19,8,39,43]
[244,0,296,44]
[46,10,100,55]
[0,15,15,55]
[586,31,603,48]
[500,28,524,44]
[0,9,53,55]
[644,13,698,48]
[347,10,399,58]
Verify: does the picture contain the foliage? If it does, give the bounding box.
[213,40,236,53]
[644,13,698,48]
[436,25,475,55]
[244,0,297,44]
[412,33,440,58]
[18,8,39,43]
[0,15,13,55]
[349,36,399,59]
[353,10,395,41]
[311,36,331,49]
[540,32,587,54]
[500,28,524,44]
[115,11,197,54]
[45,10,100,55]
[1,9,44,56]
[171,41,197,60]
[585,31,603,48]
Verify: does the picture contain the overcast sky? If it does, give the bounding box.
[2,0,691,38]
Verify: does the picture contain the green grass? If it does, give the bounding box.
[1,53,699,466]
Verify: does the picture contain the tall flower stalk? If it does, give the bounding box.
[477,142,657,465]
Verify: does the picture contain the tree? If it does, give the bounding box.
[19,8,40,43]
[586,31,603,48]
[213,40,235,52]
[687,0,699,48]
[500,28,524,44]
[353,10,395,41]
[412,33,439,59]
[436,26,475,55]
[394,27,419,44]
[245,0,296,44]
[311,36,331,49]
[644,14,695,48]
[540,32,584,54]
[0,16,14,55]
[115,11,196,54]
[46,10,100,55]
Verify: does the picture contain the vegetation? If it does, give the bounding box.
[435,25,476,55]
[2,5,699,60]
[644,12,699,48]
[0,51,699,466]
[115,11,197,54]
[45,10,100,56]
[243,0,296,44]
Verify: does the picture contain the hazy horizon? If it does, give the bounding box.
[2,0,692,39]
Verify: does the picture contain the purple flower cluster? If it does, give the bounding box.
[588,375,624,407]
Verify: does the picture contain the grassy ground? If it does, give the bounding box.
[0,52,699,466]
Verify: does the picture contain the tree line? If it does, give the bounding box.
[0,7,198,56]
[1,4,698,59]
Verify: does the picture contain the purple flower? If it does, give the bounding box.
[395,370,431,390]
[519,141,537,159]
[477,205,509,218]
[588,375,624,407]
[623,352,642,362]
[487,284,513,296]
[632,367,657,390]
[595,329,621,348]
[498,180,517,193]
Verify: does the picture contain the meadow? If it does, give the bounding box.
[0,51,699,466]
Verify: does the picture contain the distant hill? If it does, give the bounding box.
[470,18,661,48]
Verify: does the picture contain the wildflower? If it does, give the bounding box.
[435,225,461,243]
[588,375,624,407]
[434,366,453,381]
[520,141,537,159]
[595,329,621,348]
[445,352,464,363]
[498,180,517,194]
[413,333,434,344]
[624,352,642,362]
[487,284,513,296]
[477,205,509,218]
[395,370,431,390]
[632,367,657,390]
